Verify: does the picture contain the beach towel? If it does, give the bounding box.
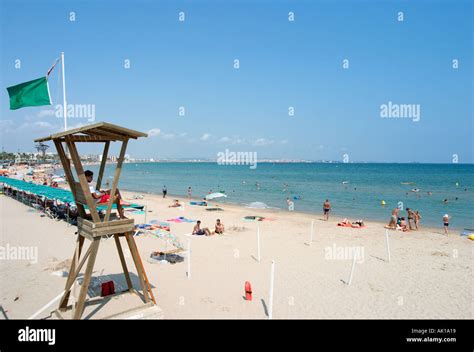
[149,253,184,264]
[206,207,224,211]
[166,216,195,223]
[243,216,276,222]
[185,233,207,237]
[190,201,207,206]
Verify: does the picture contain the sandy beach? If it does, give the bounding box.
[1,188,472,319]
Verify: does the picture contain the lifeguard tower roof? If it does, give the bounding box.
[34,122,147,143]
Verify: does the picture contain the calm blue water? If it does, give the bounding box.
[76,163,473,230]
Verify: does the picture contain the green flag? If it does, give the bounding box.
[7,77,52,110]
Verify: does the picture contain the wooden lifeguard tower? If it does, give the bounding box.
[35,122,157,319]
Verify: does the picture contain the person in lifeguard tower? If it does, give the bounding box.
[85,170,126,219]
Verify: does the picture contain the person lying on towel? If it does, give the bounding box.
[85,170,126,219]
[169,199,182,207]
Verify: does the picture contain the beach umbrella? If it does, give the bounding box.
[247,201,268,209]
[205,192,227,200]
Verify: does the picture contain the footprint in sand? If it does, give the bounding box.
[201,297,214,304]
[431,251,449,257]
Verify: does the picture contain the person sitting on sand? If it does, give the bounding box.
[397,217,408,231]
[213,219,225,235]
[193,220,211,236]
[443,214,450,235]
[85,170,126,219]
[169,199,181,208]
[323,199,331,221]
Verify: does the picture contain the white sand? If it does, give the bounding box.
[0,191,472,319]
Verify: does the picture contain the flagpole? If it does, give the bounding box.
[61,52,67,131]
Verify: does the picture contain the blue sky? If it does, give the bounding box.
[1,0,472,162]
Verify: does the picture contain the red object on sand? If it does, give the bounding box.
[101,281,115,297]
[245,281,252,301]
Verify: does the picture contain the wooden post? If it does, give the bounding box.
[347,251,357,286]
[114,234,133,290]
[257,224,261,262]
[59,235,85,310]
[73,238,100,319]
[187,239,191,278]
[54,140,86,218]
[104,140,128,222]
[96,141,110,191]
[125,233,151,303]
[268,260,275,319]
[66,139,100,222]
[385,229,391,262]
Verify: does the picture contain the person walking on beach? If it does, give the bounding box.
[406,208,415,230]
[388,207,400,229]
[187,186,192,199]
[323,199,331,221]
[414,210,422,230]
[85,170,126,219]
[162,185,167,199]
[443,214,450,235]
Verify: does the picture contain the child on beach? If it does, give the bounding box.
[287,198,294,211]
[443,214,450,235]
[187,186,192,199]
[162,185,167,198]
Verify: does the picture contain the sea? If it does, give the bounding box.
[75,163,473,231]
